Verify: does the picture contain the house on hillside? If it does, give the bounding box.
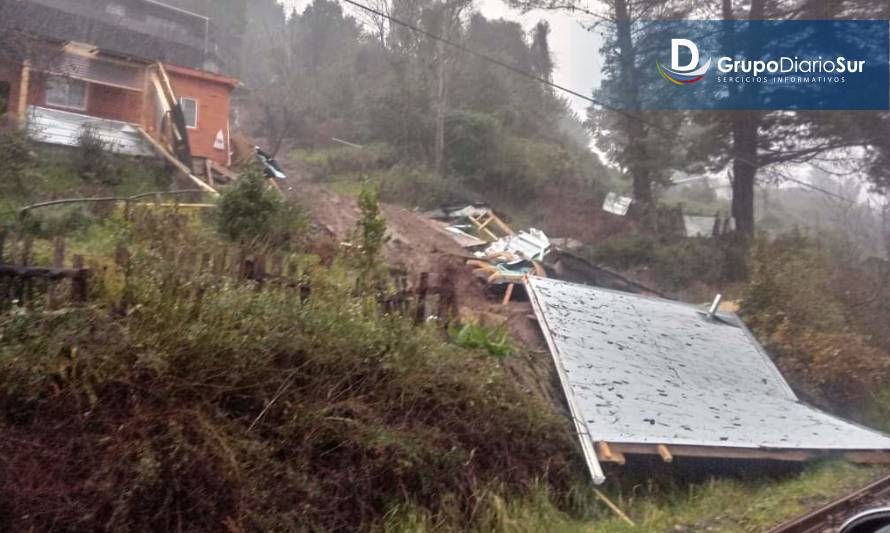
[0,0,240,181]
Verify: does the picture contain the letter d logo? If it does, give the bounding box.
[658,38,711,85]
[672,39,699,72]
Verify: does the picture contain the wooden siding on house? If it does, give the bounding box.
[166,66,236,166]
[1,54,237,168]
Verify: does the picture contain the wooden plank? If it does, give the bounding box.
[609,443,814,462]
[47,237,66,309]
[845,451,890,464]
[134,126,218,195]
[657,444,674,463]
[489,213,515,235]
[501,283,515,305]
[210,160,240,181]
[155,63,178,106]
[70,255,87,303]
[468,215,499,241]
[415,272,429,324]
[595,441,626,465]
[17,60,30,125]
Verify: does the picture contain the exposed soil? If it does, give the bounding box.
[276,159,565,407]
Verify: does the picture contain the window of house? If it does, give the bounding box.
[179,97,198,128]
[105,3,126,17]
[46,76,87,111]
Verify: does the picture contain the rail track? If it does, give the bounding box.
[767,473,890,533]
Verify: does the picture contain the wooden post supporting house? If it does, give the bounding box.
[17,60,30,126]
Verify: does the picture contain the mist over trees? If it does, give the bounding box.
[510,0,890,236]
[156,0,890,237]
[169,0,608,207]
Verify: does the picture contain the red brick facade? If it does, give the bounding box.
[0,57,238,167]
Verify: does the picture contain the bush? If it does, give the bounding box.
[741,234,890,415]
[216,165,307,249]
[444,110,501,179]
[587,233,738,290]
[449,323,517,359]
[0,250,580,531]
[19,205,97,239]
[74,124,121,186]
[295,143,395,181]
[378,164,471,209]
[0,127,32,197]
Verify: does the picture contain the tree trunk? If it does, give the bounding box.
[731,116,758,237]
[613,0,653,217]
[726,0,764,239]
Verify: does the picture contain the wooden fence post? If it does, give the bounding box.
[115,243,131,311]
[71,255,87,303]
[47,237,66,309]
[415,272,429,324]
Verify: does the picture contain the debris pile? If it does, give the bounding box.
[427,205,553,304]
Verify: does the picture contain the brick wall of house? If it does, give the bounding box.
[167,68,236,166]
[25,72,144,124]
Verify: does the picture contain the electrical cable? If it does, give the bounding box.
[339,0,857,203]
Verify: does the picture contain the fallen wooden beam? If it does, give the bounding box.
[210,160,240,181]
[501,283,515,305]
[135,127,218,195]
[609,443,814,462]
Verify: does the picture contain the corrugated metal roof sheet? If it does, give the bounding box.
[526,276,890,482]
[27,106,155,157]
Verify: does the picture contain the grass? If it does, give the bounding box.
[0,209,583,532]
[377,461,887,532]
[582,461,885,533]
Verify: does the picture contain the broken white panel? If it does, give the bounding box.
[482,229,551,263]
[526,277,890,482]
[603,192,633,216]
[27,106,154,157]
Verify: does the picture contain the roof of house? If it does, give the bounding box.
[526,276,890,484]
[11,0,215,71]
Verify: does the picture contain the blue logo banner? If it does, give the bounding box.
[605,20,889,110]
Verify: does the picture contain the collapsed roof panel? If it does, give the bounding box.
[28,105,154,157]
[526,277,890,482]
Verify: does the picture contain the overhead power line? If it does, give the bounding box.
[338,0,855,203]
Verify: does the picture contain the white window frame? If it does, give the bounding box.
[179,97,198,129]
[46,75,88,111]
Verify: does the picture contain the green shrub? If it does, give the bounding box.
[294,143,395,181]
[216,165,307,249]
[0,127,33,197]
[19,205,98,239]
[378,164,471,209]
[741,234,890,415]
[587,233,740,290]
[448,323,517,359]
[445,110,501,179]
[0,250,579,531]
[74,124,121,186]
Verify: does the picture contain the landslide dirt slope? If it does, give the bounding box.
[276,161,565,408]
